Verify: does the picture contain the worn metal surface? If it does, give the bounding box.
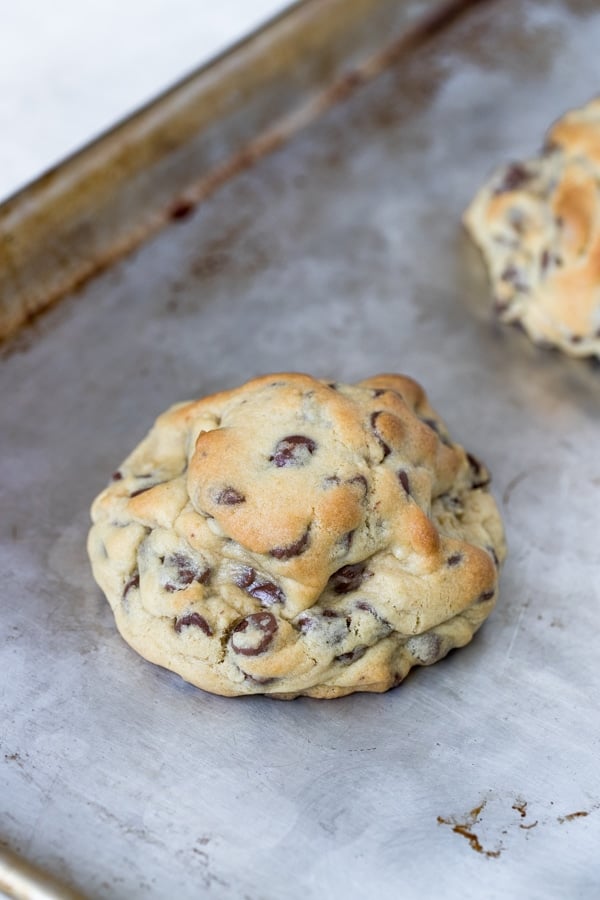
[0,0,479,342]
[1,0,600,897]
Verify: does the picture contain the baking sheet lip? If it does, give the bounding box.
[0,0,491,348]
[0,0,312,217]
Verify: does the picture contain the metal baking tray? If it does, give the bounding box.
[1,0,599,897]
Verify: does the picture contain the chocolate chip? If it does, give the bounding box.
[336,646,367,664]
[323,475,341,487]
[269,435,317,467]
[123,572,139,599]
[235,567,285,606]
[215,487,245,505]
[231,612,278,656]
[370,411,391,458]
[487,545,500,568]
[477,589,495,603]
[174,613,212,635]
[270,527,310,560]
[322,609,339,618]
[421,417,451,447]
[297,615,315,633]
[500,265,528,292]
[446,553,462,567]
[347,474,368,494]
[330,563,368,594]
[398,469,410,495]
[372,389,387,397]
[129,484,156,498]
[494,163,530,194]
[164,553,210,592]
[570,335,583,345]
[338,530,354,553]
[541,249,551,272]
[466,453,491,488]
[355,600,376,614]
[111,471,123,481]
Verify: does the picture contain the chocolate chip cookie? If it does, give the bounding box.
[464,97,600,356]
[88,373,506,699]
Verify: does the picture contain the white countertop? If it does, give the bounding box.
[1,0,287,201]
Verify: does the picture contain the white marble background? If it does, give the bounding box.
[0,0,287,201]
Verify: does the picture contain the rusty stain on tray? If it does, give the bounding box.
[437,801,502,858]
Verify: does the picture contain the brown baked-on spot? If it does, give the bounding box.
[476,590,495,603]
[370,412,391,458]
[494,163,531,194]
[398,469,411,496]
[165,553,211,592]
[330,563,369,594]
[174,613,212,635]
[123,572,139,599]
[234,567,285,606]
[446,553,462,567]
[269,435,317,467]
[270,527,311,560]
[214,487,246,505]
[231,612,278,656]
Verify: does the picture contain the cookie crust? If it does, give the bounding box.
[88,373,506,698]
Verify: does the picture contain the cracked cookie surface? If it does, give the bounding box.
[88,372,506,699]
[464,97,600,357]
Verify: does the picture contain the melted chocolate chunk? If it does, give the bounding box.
[174,613,212,635]
[330,563,368,595]
[270,527,310,560]
[123,572,139,599]
[446,553,462,567]
[336,645,367,664]
[398,469,410,496]
[231,612,277,656]
[494,163,530,194]
[322,609,340,618]
[235,567,285,606]
[215,487,245,505]
[165,553,210,592]
[270,435,317,467]
[370,412,391,458]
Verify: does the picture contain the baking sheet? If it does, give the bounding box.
[1,0,600,897]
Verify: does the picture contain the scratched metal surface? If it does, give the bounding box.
[1,1,600,898]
